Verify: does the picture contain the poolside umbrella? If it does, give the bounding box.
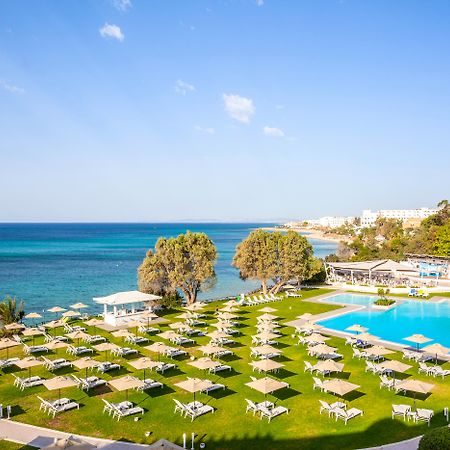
[70,303,88,310]
[346,324,368,334]
[184,303,205,312]
[47,306,66,314]
[357,333,380,343]
[24,312,42,327]
[22,327,44,345]
[259,307,278,313]
[4,322,25,332]
[322,379,360,402]
[376,360,412,385]
[251,345,281,357]
[66,330,89,345]
[258,313,278,322]
[40,435,97,450]
[112,329,133,342]
[250,359,284,373]
[403,334,433,350]
[169,322,188,331]
[109,375,144,400]
[395,379,434,410]
[0,337,20,358]
[188,357,221,371]
[159,330,180,340]
[217,312,238,320]
[245,376,289,399]
[308,344,336,357]
[422,343,450,364]
[176,313,194,320]
[175,378,210,403]
[72,357,99,380]
[62,310,81,319]
[128,357,160,380]
[145,342,171,361]
[45,340,69,355]
[297,313,315,321]
[198,345,227,357]
[365,346,394,361]
[255,331,280,341]
[303,333,329,344]
[313,360,344,377]
[299,322,323,332]
[206,330,229,340]
[43,375,77,400]
[93,342,118,360]
[219,306,238,313]
[15,356,43,378]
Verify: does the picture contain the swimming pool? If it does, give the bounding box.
[319,294,450,347]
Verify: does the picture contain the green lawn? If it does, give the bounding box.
[1,287,449,450]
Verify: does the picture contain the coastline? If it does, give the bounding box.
[261,226,349,244]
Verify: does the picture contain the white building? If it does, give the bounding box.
[307,216,355,229]
[361,207,440,227]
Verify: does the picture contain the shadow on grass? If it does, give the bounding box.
[207,387,237,399]
[146,385,175,397]
[274,369,297,379]
[214,369,241,378]
[159,368,185,378]
[220,354,241,362]
[272,387,301,400]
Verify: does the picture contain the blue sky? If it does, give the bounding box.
[0,0,449,222]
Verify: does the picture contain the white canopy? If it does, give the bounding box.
[93,290,161,306]
[326,259,418,274]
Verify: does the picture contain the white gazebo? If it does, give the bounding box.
[93,290,161,326]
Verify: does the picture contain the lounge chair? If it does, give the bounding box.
[413,408,434,426]
[155,362,176,373]
[97,361,120,373]
[66,345,93,356]
[0,357,20,368]
[39,396,80,418]
[201,380,225,393]
[304,361,315,373]
[137,378,164,391]
[23,344,49,354]
[73,375,106,390]
[125,335,149,345]
[365,361,380,374]
[42,357,73,371]
[84,335,107,344]
[184,402,214,421]
[352,349,368,359]
[45,333,68,343]
[319,400,346,416]
[313,377,325,391]
[112,347,138,357]
[418,362,435,376]
[13,373,44,390]
[208,364,231,374]
[172,336,194,346]
[379,375,395,390]
[138,325,159,334]
[259,405,289,422]
[334,407,363,424]
[245,399,261,416]
[402,349,419,361]
[392,404,411,420]
[345,337,357,346]
[432,366,450,378]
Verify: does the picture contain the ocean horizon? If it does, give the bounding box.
[0,223,337,315]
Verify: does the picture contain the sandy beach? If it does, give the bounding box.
[261,226,350,244]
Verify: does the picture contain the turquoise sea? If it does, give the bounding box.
[0,223,337,315]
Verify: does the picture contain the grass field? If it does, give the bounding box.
[1,287,449,450]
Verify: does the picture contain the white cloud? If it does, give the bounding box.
[256,0,264,6]
[223,94,255,123]
[112,0,132,11]
[195,126,215,135]
[263,126,285,137]
[175,79,195,95]
[0,80,25,95]
[99,23,124,42]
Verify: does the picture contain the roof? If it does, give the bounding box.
[148,439,185,450]
[93,290,161,305]
[326,259,418,273]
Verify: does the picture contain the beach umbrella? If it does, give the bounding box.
[43,375,77,400]
[257,313,278,322]
[376,360,411,384]
[0,338,20,358]
[169,322,188,331]
[128,357,160,380]
[45,340,69,355]
[14,356,43,378]
[70,303,88,310]
[159,330,181,341]
[245,376,289,399]
[403,334,433,350]
[313,359,344,377]
[255,331,280,341]
[259,307,277,313]
[109,375,144,400]
[298,322,323,333]
[4,322,25,332]
[308,344,336,357]
[422,343,450,364]
[47,306,66,314]
[44,320,65,330]
[174,378,210,403]
[198,345,227,357]
[250,359,284,373]
[322,379,360,402]
[217,312,239,321]
[66,330,89,345]
[365,346,395,360]
[225,299,239,307]
[40,436,97,450]
[297,313,315,321]
[303,333,330,344]
[24,312,42,327]
[22,327,44,345]
[184,303,205,312]
[145,342,171,361]
[140,311,160,328]
[251,345,281,357]
[83,318,104,334]
[176,313,194,320]
[188,357,221,371]
[93,342,118,360]
[395,379,435,410]
[206,330,229,340]
[62,310,81,318]
[346,324,368,334]
[357,333,380,343]
[112,329,133,342]
[219,306,238,313]
[72,357,99,380]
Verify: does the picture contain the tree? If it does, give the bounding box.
[433,224,450,256]
[232,229,320,294]
[0,296,25,327]
[138,231,217,305]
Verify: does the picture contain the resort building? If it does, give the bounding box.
[360,207,440,227]
[93,290,161,326]
[305,216,356,229]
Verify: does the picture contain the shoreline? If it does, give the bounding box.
[261,226,349,244]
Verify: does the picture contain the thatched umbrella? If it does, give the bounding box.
[403,334,433,350]
[43,375,77,400]
[109,375,144,400]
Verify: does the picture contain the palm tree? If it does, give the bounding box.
[437,199,449,209]
[0,296,25,326]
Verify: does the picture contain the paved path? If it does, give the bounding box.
[0,419,151,449]
[360,435,421,450]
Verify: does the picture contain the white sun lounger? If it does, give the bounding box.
[334,407,363,424]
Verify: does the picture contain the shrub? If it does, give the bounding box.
[418,427,450,450]
[374,298,395,306]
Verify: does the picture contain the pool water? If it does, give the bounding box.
[319,294,450,347]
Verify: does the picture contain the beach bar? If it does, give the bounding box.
[93,290,161,326]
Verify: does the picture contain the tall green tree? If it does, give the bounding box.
[138,231,217,305]
[0,296,25,327]
[232,229,319,294]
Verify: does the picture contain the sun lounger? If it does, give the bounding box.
[304,361,314,373]
[0,357,20,368]
[412,408,434,426]
[319,400,346,416]
[125,335,149,345]
[112,347,138,357]
[345,337,357,346]
[431,366,450,378]
[352,349,368,359]
[66,345,93,356]
[137,378,164,391]
[418,362,435,376]
[165,348,187,358]
[23,344,49,354]
[45,333,68,343]
[39,396,80,418]
[334,407,363,424]
[64,324,86,333]
[13,373,44,390]
[208,364,231,374]
[102,399,131,416]
[138,326,160,334]
[155,362,176,373]
[201,381,225,393]
[73,374,106,390]
[184,402,214,421]
[379,375,395,390]
[245,399,274,416]
[84,335,107,344]
[313,377,325,391]
[42,356,73,371]
[97,361,120,373]
[172,336,194,346]
[259,405,289,422]
[392,404,411,420]
[114,404,144,420]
